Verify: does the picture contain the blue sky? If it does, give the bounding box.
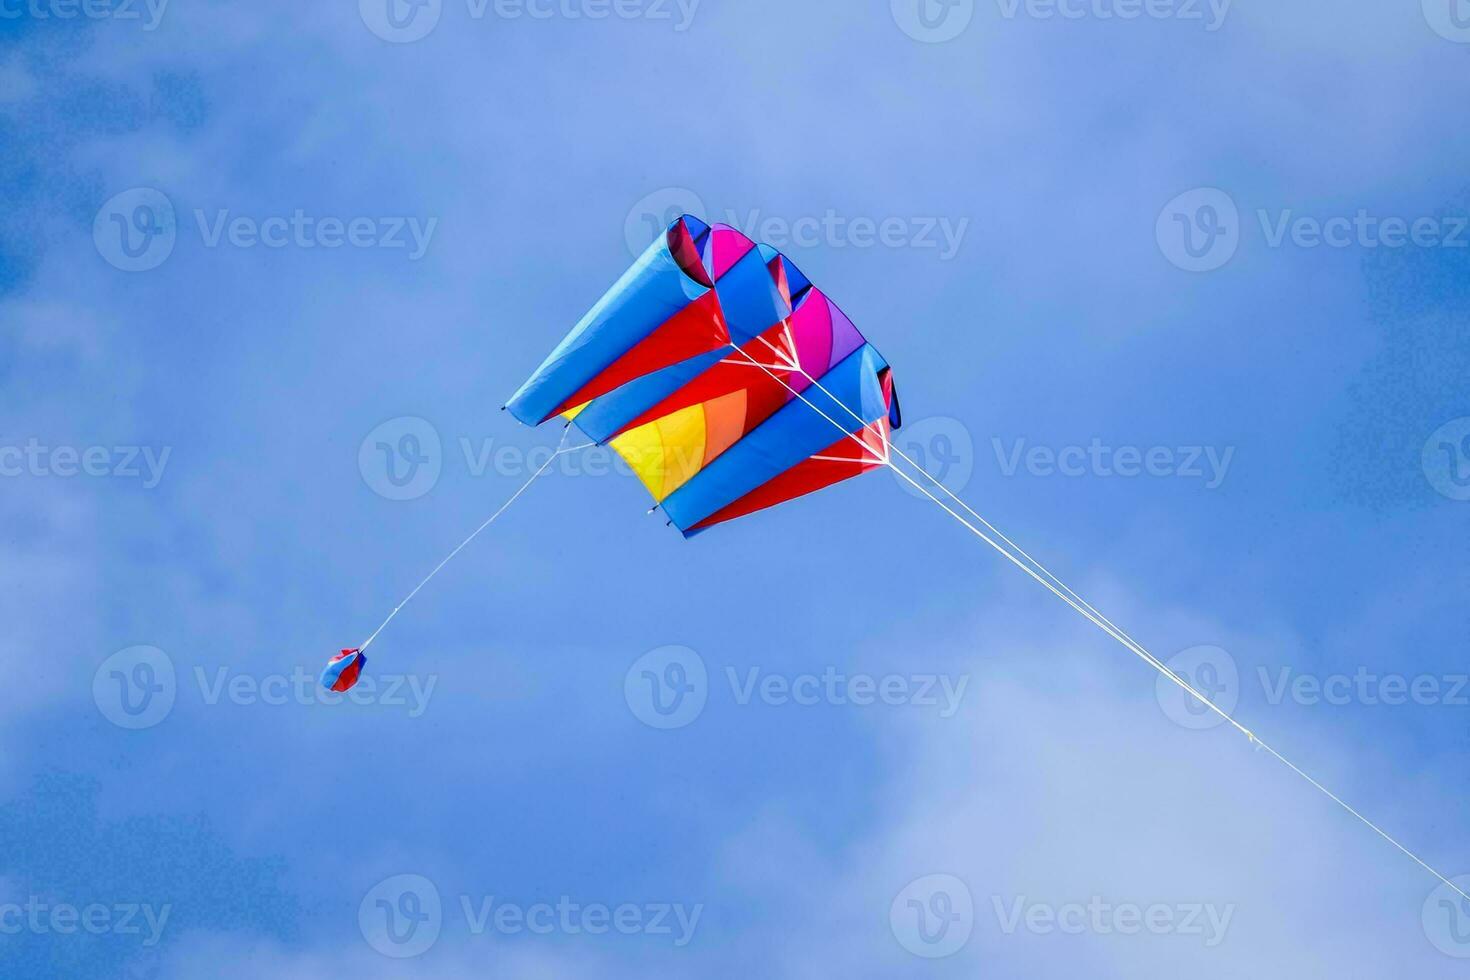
[3,0,1470,975]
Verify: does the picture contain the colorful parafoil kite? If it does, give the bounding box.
[504,215,901,535]
[324,209,1470,911]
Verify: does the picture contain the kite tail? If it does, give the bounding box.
[322,427,591,691]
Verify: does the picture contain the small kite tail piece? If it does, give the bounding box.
[321,648,367,693]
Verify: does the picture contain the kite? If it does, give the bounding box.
[324,212,1467,909]
[505,215,901,534]
[320,648,366,693]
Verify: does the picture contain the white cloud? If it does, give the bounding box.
[714,582,1466,976]
[155,931,652,979]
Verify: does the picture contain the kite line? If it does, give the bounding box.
[722,341,1470,904]
[356,427,593,654]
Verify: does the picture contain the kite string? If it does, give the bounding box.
[782,353,1308,736]
[358,427,591,653]
[723,343,1470,903]
[794,364,1216,722]
[723,346,1246,732]
[885,458,1470,903]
